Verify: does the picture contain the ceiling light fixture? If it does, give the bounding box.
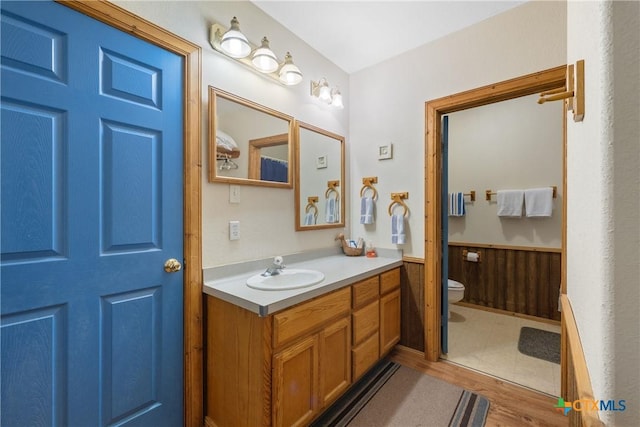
[310,78,344,109]
[210,18,303,86]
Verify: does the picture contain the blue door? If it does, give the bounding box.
[441,116,449,354]
[1,2,184,426]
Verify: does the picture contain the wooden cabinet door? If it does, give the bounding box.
[380,289,401,355]
[319,317,351,408]
[273,335,319,427]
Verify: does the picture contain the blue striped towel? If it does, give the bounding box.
[391,214,405,244]
[448,192,465,216]
[325,197,339,223]
[360,196,374,224]
[304,211,316,225]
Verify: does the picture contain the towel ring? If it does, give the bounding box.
[306,196,319,217]
[305,204,318,219]
[388,192,409,217]
[388,201,409,217]
[325,188,339,198]
[360,185,378,200]
[360,176,378,199]
[325,180,340,199]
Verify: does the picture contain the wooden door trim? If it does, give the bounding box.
[424,66,567,363]
[57,1,203,426]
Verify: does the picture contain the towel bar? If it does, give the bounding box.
[486,186,557,201]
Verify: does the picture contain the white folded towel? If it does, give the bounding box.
[325,197,339,223]
[360,197,374,224]
[391,214,406,244]
[303,211,316,225]
[524,187,553,217]
[497,190,524,217]
[448,192,465,217]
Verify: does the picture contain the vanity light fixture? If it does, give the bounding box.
[252,37,279,73]
[310,78,344,109]
[331,88,344,109]
[279,52,303,86]
[210,17,303,86]
[220,17,251,58]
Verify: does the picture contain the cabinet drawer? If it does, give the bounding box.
[380,268,400,295]
[352,331,379,380]
[273,287,351,348]
[352,300,379,346]
[351,276,379,308]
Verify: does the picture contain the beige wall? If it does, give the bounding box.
[114,1,350,267]
[567,1,640,425]
[447,94,563,249]
[118,1,567,263]
[349,1,567,257]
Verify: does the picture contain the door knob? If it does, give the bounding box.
[164,258,182,273]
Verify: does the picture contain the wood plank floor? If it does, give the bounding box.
[390,346,569,427]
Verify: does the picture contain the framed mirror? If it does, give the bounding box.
[208,86,294,188]
[295,121,345,230]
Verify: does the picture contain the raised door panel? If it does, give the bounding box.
[319,317,351,408]
[380,289,401,355]
[272,335,319,427]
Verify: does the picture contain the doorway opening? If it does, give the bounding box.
[424,66,568,396]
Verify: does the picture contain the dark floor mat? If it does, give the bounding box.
[518,326,560,364]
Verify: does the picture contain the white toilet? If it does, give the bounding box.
[447,279,465,319]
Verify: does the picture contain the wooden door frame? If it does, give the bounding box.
[57,2,203,426]
[424,66,567,363]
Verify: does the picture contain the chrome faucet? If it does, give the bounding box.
[262,256,286,277]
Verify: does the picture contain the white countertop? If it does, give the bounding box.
[202,248,403,316]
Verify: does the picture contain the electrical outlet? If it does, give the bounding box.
[229,221,240,240]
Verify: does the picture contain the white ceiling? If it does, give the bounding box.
[251,1,527,74]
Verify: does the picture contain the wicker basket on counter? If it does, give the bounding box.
[335,233,364,256]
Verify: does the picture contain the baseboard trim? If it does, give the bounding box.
[454,302,561,326]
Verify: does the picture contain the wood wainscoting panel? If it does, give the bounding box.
[561,295,603,427]
[449,244,561,321]
[399,261,425,352]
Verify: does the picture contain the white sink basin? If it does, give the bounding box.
[246,269,325,291]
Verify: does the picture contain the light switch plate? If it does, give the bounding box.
[229,185,240,203]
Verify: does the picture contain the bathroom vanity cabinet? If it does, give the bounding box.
[205,267,401,427]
